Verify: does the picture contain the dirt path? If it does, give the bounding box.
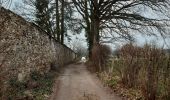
[49,63,121,100]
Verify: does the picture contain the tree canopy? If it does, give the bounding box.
[72,0,170,42]
[71,0,170,58]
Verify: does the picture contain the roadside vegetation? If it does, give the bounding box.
[87,42,170,100]
[86,43,112,72]
[6,71,57,100]
[1,0,170,100]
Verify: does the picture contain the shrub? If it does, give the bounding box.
[110,43,170,100]
[91,43,112,72]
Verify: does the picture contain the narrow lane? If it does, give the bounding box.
[50,63,121,100]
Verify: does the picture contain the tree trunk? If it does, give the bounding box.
[61,0,65,44]
[84,0,93,58]
[92,0,100,44]
[56,0,60,41]
[93,19,100,44]
[91,0,101,70]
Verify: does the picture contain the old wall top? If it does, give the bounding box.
[0,7,76,54]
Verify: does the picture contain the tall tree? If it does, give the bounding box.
[55,0,60,40]
[60,0,65,44]
[72,0,170,57]
[13,0,83,44]
[35,0,53,36]
[13,0,55,37]
[55,0,83,44]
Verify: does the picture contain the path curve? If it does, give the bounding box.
[50,63,121,100]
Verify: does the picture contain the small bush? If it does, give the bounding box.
[91,43,112,72]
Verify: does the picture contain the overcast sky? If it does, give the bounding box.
[3,0,170,50]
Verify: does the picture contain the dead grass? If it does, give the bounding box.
[110,43,170,100]
[97,71,144,100]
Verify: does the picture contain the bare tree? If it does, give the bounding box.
[0,0,12,8]
[55,0,60,40]
[13,0,55,37]
[72,0,170,58]
[60,0,65,44]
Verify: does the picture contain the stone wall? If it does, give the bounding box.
[0,7,76,98]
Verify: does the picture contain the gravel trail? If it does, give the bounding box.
[49,63,121,100]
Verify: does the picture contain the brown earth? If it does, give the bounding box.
[49,63,121,100]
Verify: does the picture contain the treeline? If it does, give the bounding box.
[112,43,170,100]
[12,0,82,45]
[11,0,170,60]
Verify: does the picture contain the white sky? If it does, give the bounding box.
[4,0,170,50]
